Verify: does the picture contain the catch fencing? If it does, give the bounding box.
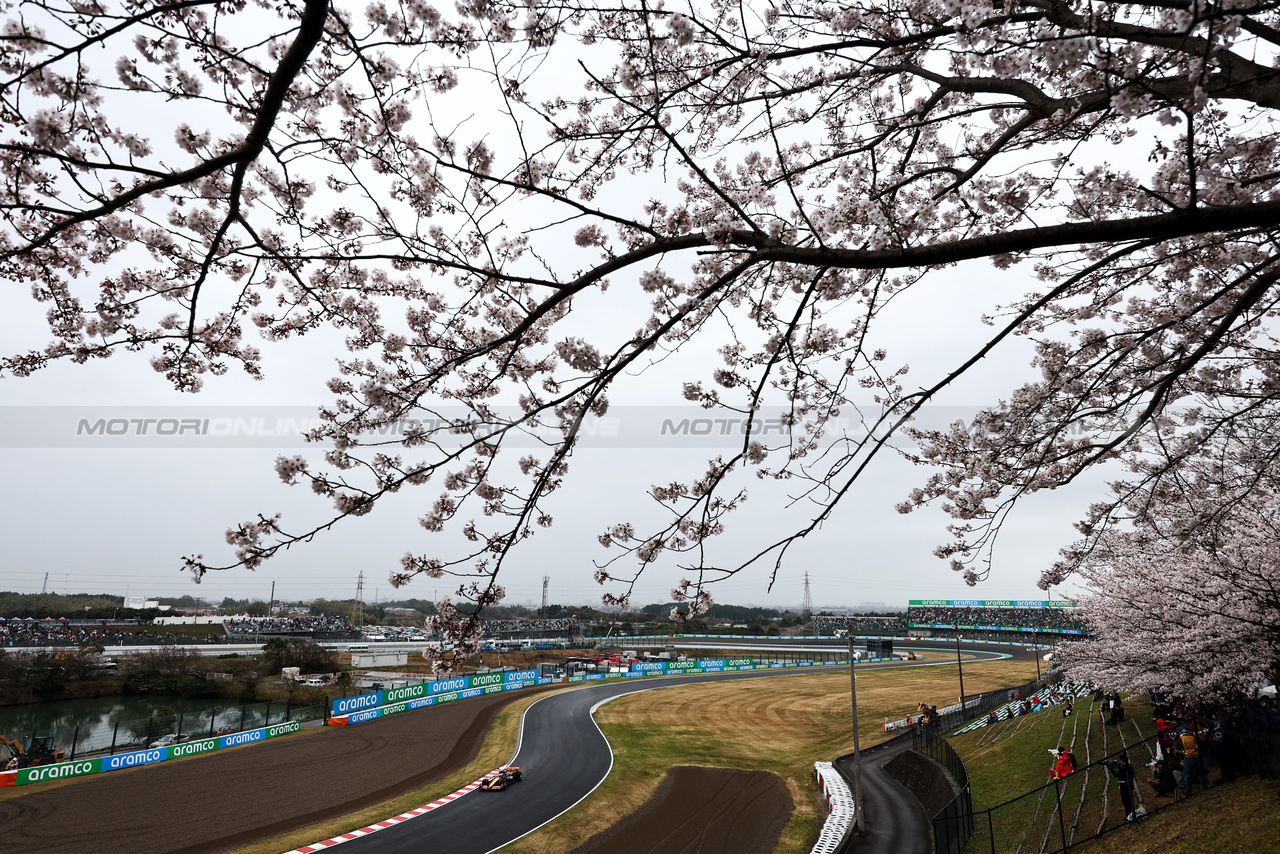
[913,726,973,854]
[2,720,301,787]
[942,707,1280,854]
[6,699,324,762]
[938,724,1171,854]
[887,676,1053,733]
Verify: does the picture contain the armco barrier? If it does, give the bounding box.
[812,761,855,854]
[0,720,300,788]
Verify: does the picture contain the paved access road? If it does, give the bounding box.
[330,647,1011,854]
[837,734,932,854]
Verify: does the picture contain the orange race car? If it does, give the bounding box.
[480,766,523,790]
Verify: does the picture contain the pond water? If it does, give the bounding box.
[0,694,297,756]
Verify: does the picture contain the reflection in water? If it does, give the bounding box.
[0,695,257,755]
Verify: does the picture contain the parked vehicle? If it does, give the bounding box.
[0,735,65,769]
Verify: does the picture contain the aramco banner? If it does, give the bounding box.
[0,720,300,788]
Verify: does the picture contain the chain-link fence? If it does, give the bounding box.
[914,727,973,854]
[939,726,1162,854]
[934,714,1277,854]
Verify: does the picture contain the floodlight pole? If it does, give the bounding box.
[1034,637,1042,681]
[955,630,966,710]
[848,636,864,830]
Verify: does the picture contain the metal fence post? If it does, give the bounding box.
[239,705,247,732]
[109,721,119,756]
[264,701,271,726]
[69,726,79,761]
[1054,777,1067,853]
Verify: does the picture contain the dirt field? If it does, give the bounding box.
[0,686,554,854]
[564,766,793,854]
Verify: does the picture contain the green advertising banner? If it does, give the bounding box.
[11,719,300,787]
[16,758,101,786]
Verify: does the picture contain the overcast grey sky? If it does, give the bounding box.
[0,253,1100,611]
[0,6,1123,613]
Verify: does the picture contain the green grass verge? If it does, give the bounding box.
[500,656,1041,854]
[953,692,1278,854]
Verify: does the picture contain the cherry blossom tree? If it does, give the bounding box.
[1057,485,1280,699]
[5,0,1280,652]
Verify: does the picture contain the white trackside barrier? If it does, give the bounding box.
[950,682,1096,735]
[812,761,855,853]
[884,696,983,732]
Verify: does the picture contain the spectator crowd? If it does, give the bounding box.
[1,620,226,646]
[812,606,1086,638]
[1142,692,1279,799]
[812,615,905,634]
[906,605,1085,633]
[482,617,583,636]
[224,615,355,635]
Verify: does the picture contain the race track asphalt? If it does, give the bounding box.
[838,735,932,854]
[332,648,1012,854]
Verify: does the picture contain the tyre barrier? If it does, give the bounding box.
[0,720,300,788]
[811,761,855,854]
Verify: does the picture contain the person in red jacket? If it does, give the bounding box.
[1050,747,1075,779]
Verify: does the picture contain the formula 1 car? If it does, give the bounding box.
[480,766,522,790]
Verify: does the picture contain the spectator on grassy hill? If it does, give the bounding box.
[1062,698,1074,718]
[1147,757,1177,797]
[1195,720,1213,782]
[1105,692,1125,725]
[1050,748,1075,780]
[1179,727,1207,795]
[1210,716,1241,783]
[1107,753,1139,821]
[1155,718,1178,758]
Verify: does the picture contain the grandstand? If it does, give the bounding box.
[811,615,904,636]
[907,599,1085,636]
[813,599,1086,642]
[224,616,359,640]
[481,617,584,640]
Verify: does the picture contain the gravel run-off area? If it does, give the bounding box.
[0,687,555,854]
[565,765,793,854]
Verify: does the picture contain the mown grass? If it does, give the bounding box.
[501,654,1041,854]
[953,691,1280,854]
[951,691,1161,853]
[1071,775,1280,854]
